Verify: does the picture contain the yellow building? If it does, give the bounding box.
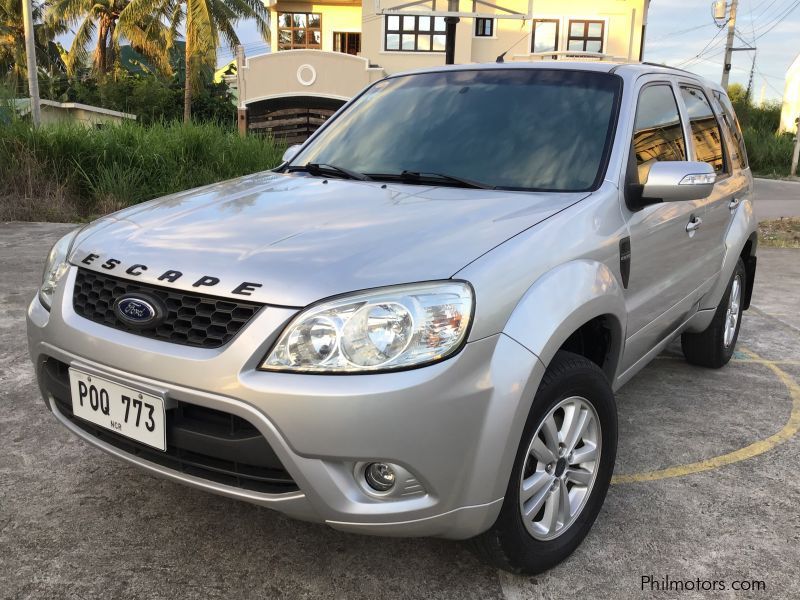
[240,0,650,139]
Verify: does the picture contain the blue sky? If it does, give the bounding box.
[642,0,799,102]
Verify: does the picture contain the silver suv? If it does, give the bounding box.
[27,62,756,574]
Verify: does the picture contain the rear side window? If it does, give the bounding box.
[713,90,748,169]
[632,84,686,184]
[679,86,727,175]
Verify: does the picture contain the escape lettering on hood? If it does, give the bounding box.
[78,252,263,297]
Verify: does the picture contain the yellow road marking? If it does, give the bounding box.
[654,355,800,366]
[612,348,800,484]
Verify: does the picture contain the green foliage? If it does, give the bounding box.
[36,69,236,125]
[742,128,794,177]
[0,120,285,221]
[727,83,748,105]
[727,92,793,177]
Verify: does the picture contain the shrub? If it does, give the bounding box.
[730,93,793,177]
[0,120,285,221]
[742,128,794,177]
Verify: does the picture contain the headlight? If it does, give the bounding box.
[39,230,78,310]
[262,281,474,373]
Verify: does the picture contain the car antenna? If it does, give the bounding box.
[496,23,531,64]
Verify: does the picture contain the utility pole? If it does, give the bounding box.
[791,116,800,178]
[444,0,460,65]
[721,0,738,90]
[22,0,41,126]
[745,51,756,101]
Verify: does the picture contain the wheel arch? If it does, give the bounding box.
[700,198,758,312]
[739,231,758,310]
[502,260,627,383]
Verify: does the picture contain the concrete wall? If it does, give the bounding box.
[38,105,133,127]
[239,49,385,106]
[779,53,800,134]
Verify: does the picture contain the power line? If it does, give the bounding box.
[755,65,785,95]
[752,0,783,20]
[674,24,728,68]
[751,0,800,38]
[649,23,714,42]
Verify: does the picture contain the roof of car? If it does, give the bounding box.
[390,60,719,91]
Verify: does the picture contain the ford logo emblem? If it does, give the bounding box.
[114,296,160,327]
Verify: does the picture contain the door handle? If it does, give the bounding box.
[729,197,741,211]
[686,216,703,235]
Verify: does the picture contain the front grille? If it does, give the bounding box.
[42,358,298,494]
[72,269,262,349]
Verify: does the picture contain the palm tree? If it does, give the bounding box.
[121,0,269,122]
[1,0,66,88]
[47,0,170,75]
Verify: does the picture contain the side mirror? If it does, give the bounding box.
[642,161,716,202]
[282,144,302,164]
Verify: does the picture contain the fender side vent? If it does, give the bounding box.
[619,237,631,289]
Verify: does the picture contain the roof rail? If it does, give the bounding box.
[639,61,701,77]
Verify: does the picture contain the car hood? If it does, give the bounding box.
[70,172,588,307]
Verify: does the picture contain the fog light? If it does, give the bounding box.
[364,462,396,491]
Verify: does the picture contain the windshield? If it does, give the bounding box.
[289,69,622,192]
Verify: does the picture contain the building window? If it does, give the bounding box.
[334,32,361,55]
[384,15,447,52]
[278,12,322,50]
[475,18,494,37]
[567,20,604,53]
[532,19,559,54]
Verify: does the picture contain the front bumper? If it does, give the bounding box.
[27,267,545,539]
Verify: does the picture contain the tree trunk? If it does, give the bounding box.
[183,11,192,124]
[106,21,116,72]
[93,20,108,74]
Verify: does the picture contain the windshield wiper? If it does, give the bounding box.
[381,170,494,190]
[287,162,371,181]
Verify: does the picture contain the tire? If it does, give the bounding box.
[468,351,618,575]
[681,258,746,369]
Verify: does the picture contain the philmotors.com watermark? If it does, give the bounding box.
[641,575,766,593]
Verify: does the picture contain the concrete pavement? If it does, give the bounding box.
[753,178,800,220]
[1,223,799,599]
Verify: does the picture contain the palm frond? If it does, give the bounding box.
[64,14,95,75]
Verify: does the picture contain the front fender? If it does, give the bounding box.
[502,260,627,381]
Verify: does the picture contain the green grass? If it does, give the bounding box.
[732,99,795,178]
[743,128,795,178]
[0,120,285,222]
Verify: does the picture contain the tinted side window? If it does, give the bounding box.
[679,86,727,175]
[632,84,686,184]
[713,90,748,169]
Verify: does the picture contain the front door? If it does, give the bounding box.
[620,80,711,371]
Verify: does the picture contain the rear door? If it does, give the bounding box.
[674,83,741,283]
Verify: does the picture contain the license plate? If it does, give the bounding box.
[68,369,166,451]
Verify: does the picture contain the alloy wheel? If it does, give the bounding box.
[518,396,602,541]
[723,274,742,348]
